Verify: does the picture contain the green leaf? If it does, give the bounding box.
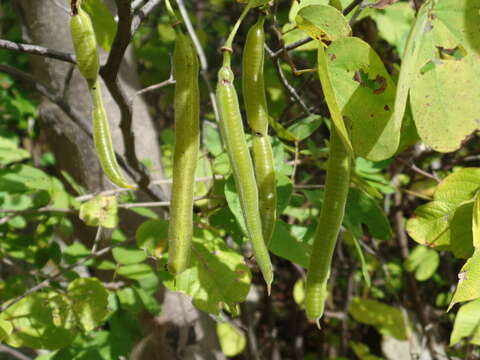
[289,0,329,22]
[316,46,354,157]
[0,292,77,350]
[304,188,392,241]
[269,221,311,267]
[0,164,53,193]
[407,201,474,259]
[268,116,298,142]
[404,245,440,282]
[164,229,252,314]
[325,37,399,160]
[449,250,480,311]
[135,219,169,257]
[349,297,409,340]
[0,319,12,342]
[473,192,480,248]
[217,322,247,357]
[347,231,371,287]
[293,279,306,307]
[434,168,480,208]
[368,2,415,56]
[117,263,154,280]
[67,278,110,332]
[79,195,118,229]
[112,247,147,265]
[394,0,480,152]
[81,0,117,51]
[450,299,480,346]
[295,5,351,43]
[407,168,480,258]
[235,0,270,8]
[0,137,30,166]
[287,114,323,141]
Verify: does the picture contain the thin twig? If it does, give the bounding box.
[0,244,114,313]
[0,345,32,360]
[130,75,175,106]
[0,39,76,64]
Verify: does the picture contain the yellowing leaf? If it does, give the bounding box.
[217,322,247,357]
[79,195,118,229]
[295,5,351,43]
[325,37,399,160]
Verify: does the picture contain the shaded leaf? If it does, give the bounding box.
[349,297,409,340]
[164,229,251,315]
[67,278,110,332]
[404,245,440,281]
[135,219,169,257]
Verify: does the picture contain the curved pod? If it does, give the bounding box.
[216,63,273,291]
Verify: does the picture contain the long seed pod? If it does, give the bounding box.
[70,2,135,189]
[304,125,351,324]
[216,53,273,292]
[90,83,136,190]
[242,13,276,245]
[167,22,200,274]
[70,3,99,86]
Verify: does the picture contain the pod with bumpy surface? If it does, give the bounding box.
[216,54,273,292]
[167,26,200,275]
[242,14,277,245]
[90,82,136,190]
[70,3,135,190]
[69,4,99,86]
[304,125,351,323]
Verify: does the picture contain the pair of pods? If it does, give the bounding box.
[70,4,135,190]
[215,13,277,290]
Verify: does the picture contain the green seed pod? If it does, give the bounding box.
[242,14,276,245]
[167,28,200,275]
[70,6,99,86]
[90,82,136,190]
[216,60,273,292]
[304,126,351,323]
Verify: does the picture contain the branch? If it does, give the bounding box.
[0,64,157,198]
[99,0,165,202]
[0,345,32,360]
[0,243,114,313]
[0,39,76,64]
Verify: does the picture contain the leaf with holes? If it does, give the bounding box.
[79,195,118,229]
[325,37,399,160]
[163,228,251,314]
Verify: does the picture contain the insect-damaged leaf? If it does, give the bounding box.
[163,228,252,315]
[449,250,480,311]
[295,5,351,43]
[325,37,399,161]
[394,0,480,152]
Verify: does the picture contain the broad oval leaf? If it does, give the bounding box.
[79,195,118,229]
[325,37,399,161]
[295,5,351,43]
[67,278,110,332]
[404,245,440,281]
[81,0,117,51]
[450,299,480,346]
[449,250,480,311]
[164,229,252,315]
[0,292,77,350]
[349,297,410,340]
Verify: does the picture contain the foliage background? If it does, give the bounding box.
[0,0,479,359]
